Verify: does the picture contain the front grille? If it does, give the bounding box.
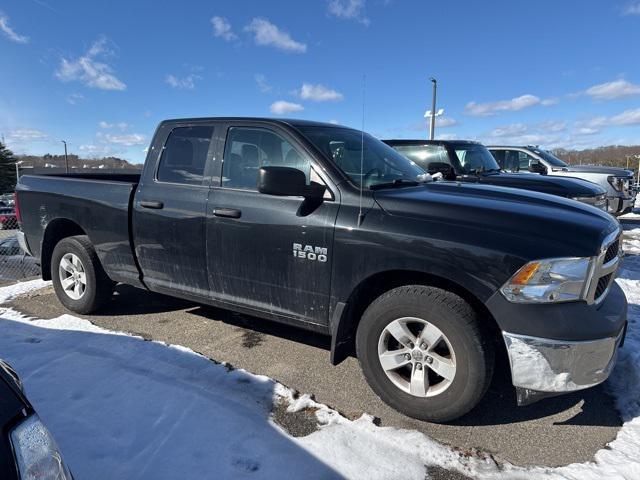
[595,274,612,299]
[604,237,620,264]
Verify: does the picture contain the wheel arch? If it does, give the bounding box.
[40,218,87,280]
[330,269,502,365]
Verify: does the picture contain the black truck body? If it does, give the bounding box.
[15,118,627,422]
[384,139,608,210]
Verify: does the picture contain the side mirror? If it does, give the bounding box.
[529,159,546,175]
[258,166,326,200]
[427,162,455,180]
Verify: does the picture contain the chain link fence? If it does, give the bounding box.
[0,229,40,287]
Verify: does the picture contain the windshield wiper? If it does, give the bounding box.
[369,179,421,190]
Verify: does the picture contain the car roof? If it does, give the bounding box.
[160,117,352,130]
[383,139,481,146]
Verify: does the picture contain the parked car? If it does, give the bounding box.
[384,139,608,210]
[15,118,627,422]
[0,236,21,256]
[0,359,73,479]
[0,207,18,230]
[488,145,636,216]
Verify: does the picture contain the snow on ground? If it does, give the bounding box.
[0,225,640,479]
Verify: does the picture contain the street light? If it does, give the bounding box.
[61,140,68,173]
[428,77,437,140]
[424,108,444,140]
[634,154,640,187]
[15,160,23,181]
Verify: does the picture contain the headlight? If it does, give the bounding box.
[500,257,591,303]
[10,415,72,480]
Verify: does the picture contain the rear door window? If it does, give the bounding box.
[157,126,214,185]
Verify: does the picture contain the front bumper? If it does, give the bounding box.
[607,192,636,214]
[503,327,625,405]
[487,280,628,405]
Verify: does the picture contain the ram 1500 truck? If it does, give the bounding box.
[15,118,627,422]
[384,139,608,211]
[488,145,636,216]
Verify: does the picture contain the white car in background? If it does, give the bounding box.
[489,145,636,216]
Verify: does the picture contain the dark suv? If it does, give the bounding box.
[384,139,608,210]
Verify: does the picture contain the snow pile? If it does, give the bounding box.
[1,229,640,479]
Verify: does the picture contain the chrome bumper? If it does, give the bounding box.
[16,231,32,256]
[503,329,624,405]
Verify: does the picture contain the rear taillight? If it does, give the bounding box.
[14,192,22,224]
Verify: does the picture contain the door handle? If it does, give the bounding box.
[140,200,164,209]
[213,208,241,219]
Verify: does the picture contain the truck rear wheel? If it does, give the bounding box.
[51,236,115,314]
[356,285,493,423]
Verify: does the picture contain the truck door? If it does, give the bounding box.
[133,123,217,298]
[206,123,339,325]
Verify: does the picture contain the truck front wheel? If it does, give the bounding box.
[356,285,493,423]
[51,236,115,314]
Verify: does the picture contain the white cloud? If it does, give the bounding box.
[623,2,640,15]
[270,100,304,115]
[211,16,236,41]
[244,18,307,53]
[0,11,29,43]
[464,94,542,116]
[9,129,48,141]
[327,0,370,25]
[329,119,340,124]
[538,120,567,133]
[165,73,201,90]
[583,79,640,100]
[55,37,126,91]
[299,83,343,102]
[101,133,146,146]
[436,117,457,128]
[99,121,129,131]
[255,73,272,93]
[66,93,85,105]
[489,123,528,137]
[610,107,640,125]
[541,97,559,106]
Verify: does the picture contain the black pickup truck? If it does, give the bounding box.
[384,139,608,210]
[15,118,627,422]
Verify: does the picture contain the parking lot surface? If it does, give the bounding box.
[9,284,622,468]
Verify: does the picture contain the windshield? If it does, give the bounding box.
[452,144,500,174]
[532,148,568,167]
[297,126,430,188]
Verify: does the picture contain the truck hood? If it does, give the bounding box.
[552,165,634,177]
[373,182,618,258]
[475,172,606,197]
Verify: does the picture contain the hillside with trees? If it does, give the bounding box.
[15,153,142,170]
[553,145,640,170]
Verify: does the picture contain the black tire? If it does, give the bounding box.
[51,235,115,314]
[356,285,494,423]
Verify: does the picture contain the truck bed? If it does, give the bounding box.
[16,174,142,286]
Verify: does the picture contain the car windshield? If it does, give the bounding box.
[531,148,568,167]
[297,126,430,188]
[452,144,501,174]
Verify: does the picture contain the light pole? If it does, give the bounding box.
[634,154,640,187]
[428,77,437,140]
[15,160,22,181]
[61,140,68,173]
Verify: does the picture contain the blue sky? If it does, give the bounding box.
[1,0,640,164]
